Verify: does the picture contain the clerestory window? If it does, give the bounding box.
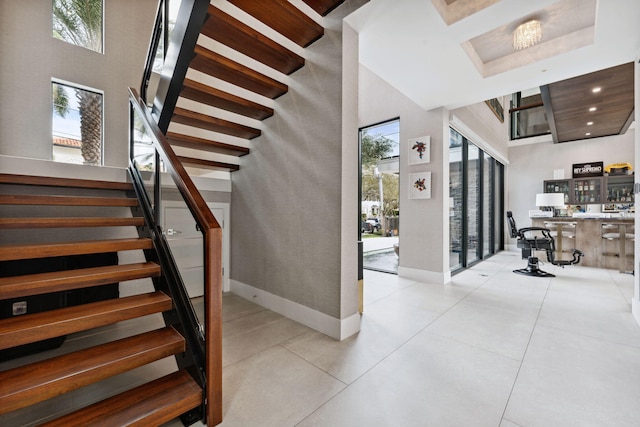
[52,0,104,54]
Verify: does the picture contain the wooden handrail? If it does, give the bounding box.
[128,87,222,425]
[129,88,220,232]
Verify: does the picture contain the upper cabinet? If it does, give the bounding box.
[544,176,634,205]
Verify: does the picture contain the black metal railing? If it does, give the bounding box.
[140,0,167,103]
[141,0,210,132]
[128,87,223,425]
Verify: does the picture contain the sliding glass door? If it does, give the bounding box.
[449,128,504,273]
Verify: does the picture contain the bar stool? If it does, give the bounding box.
[544,221,576,262]
[601,222,634,273]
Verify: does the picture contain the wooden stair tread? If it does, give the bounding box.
[172,106,261,139]
[0,327,184,415]
[191,45,288,99]
[0,261,161,300]
[302,0,345,16]
[202,5,304,75]
[0,291,172,350]
[0,174,132,191]
[0,238,153,262]
[0,217,145,229]
[228,0,324,48]
[0,194,139,207]
[167,132,250,157]
[181,78,274,120]
[178,156,240,172]
[38,370,202,427]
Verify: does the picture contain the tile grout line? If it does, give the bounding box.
[292,272,498,426]
[499,275,553,424]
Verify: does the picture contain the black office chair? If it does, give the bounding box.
[506,211,583,277]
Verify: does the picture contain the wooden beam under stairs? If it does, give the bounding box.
[181,78,274,120]
[302,0,346,16]
[173,106,261,139]
[178,155,240,172]
[202,5,304,75]
[0,238,153,262]
[0,174,133,191]
[0,327,184,415]
[0,194,139,207]
[0,261,161,300]
[38,369,202,427]
[191,45,288,99]
[0,217,145,229]
[167,132,250,157]
[228,0,324,48]
[0,291,172,350]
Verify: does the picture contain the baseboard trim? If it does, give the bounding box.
[230,280,361,340]
[397,266,451,284]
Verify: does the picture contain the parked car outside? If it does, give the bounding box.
[362,218,381,233]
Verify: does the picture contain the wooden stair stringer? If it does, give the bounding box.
[0,194,139,207]
[0,327,185,415]
[202,5,305,75]
[227,0,324,48]
[0,238,153,262]
[172,106,261,139]
[0,174,133,191]
[178,155,240,172]
[190,45,288,99]
[0,291,172,350]
[0,217,145,229]
[181,78,274,120]
[167,132,249,157]
[0,261,161,300]
[38,370,202,427]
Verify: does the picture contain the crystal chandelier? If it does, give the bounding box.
[513,20,542,50]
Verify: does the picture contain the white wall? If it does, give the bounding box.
[450,97,510,165]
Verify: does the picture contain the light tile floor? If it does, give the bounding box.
[210,251,640,427]
[3,251,640,426]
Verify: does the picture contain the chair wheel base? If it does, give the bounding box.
[513,267,555,278]
[513,257,555,278]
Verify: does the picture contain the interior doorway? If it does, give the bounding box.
[163,201,230,296]
[359,119,400,275]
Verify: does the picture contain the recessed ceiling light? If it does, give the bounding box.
[586,132,591,136]
[589,107,597,112]
[587,121,594,125]
[592,87,602,93]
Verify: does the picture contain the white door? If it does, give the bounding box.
[163,202,230,297]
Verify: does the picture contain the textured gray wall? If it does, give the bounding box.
[230,1,368,319]
[0,0,156,167]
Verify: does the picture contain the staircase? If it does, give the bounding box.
[1,0,346,425]
[0,173,204,425]
[147,0,345,174]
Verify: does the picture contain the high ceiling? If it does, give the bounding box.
[345,0,640,113]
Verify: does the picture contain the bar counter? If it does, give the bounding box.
[531,217,635,271]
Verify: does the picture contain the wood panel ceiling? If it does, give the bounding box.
[541,62,635,143]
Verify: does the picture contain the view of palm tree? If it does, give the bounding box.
[52,0,103,165]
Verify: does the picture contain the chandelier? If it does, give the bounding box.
[513,20,542,50]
